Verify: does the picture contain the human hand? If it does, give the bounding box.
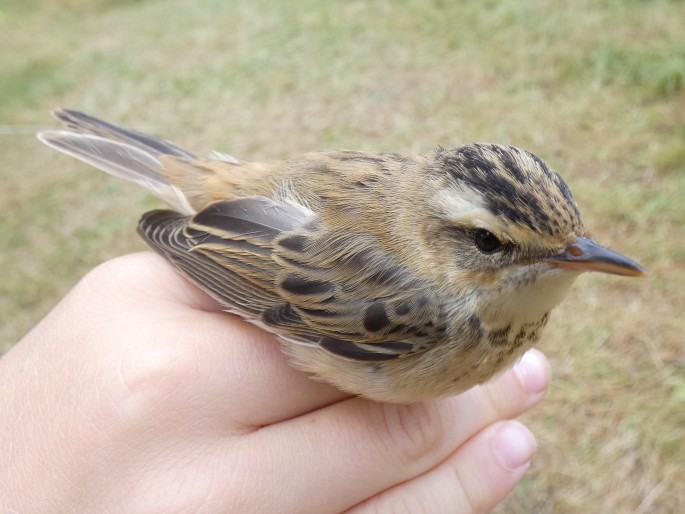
[0,252,550,513]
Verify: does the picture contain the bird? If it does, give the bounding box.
[38,109,645,403]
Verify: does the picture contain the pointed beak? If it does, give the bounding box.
[546,236,646,277]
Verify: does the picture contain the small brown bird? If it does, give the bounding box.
[39,109,645,403]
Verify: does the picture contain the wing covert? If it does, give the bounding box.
[138,196,446,361]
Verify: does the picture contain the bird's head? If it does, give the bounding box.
[426,143,644,327]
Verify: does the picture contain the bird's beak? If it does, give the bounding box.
[546,236,646,277]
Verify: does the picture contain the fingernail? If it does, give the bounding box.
[492,421,537,472]
[514,348,549,396]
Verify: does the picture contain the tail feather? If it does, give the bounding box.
[52,109,196,160]
[38,111,195,215]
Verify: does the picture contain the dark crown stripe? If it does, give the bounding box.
[438,143,582,236]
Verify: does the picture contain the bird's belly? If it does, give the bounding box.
[280,316,546,404]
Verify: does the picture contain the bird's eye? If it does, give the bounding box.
[473,229,502,254]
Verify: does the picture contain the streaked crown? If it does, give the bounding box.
[435,143,583,238]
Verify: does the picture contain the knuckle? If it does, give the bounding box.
[109,331,201,427]
[377,401,447,463]
[86,328,202,437]
[358,480,464,514]
[78,253,161,299]
[81,253,152,288]
[480,370,523,419]
[118,338,199,404]
[387,493,443,514]
[452,466,482,514]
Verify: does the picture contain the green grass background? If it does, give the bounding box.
[2,0,684,511]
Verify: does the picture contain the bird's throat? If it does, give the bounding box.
[478,267,579,335]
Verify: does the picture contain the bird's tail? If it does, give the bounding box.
[38,109,195,214]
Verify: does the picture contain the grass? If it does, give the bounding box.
[2,0,684,511]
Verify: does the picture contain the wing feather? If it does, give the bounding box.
[138,196,445,361]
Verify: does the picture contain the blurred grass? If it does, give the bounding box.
[1,0,684,511]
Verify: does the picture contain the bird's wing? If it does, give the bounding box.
[139,196,445,361]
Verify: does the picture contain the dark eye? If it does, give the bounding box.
[473,229,502,254]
